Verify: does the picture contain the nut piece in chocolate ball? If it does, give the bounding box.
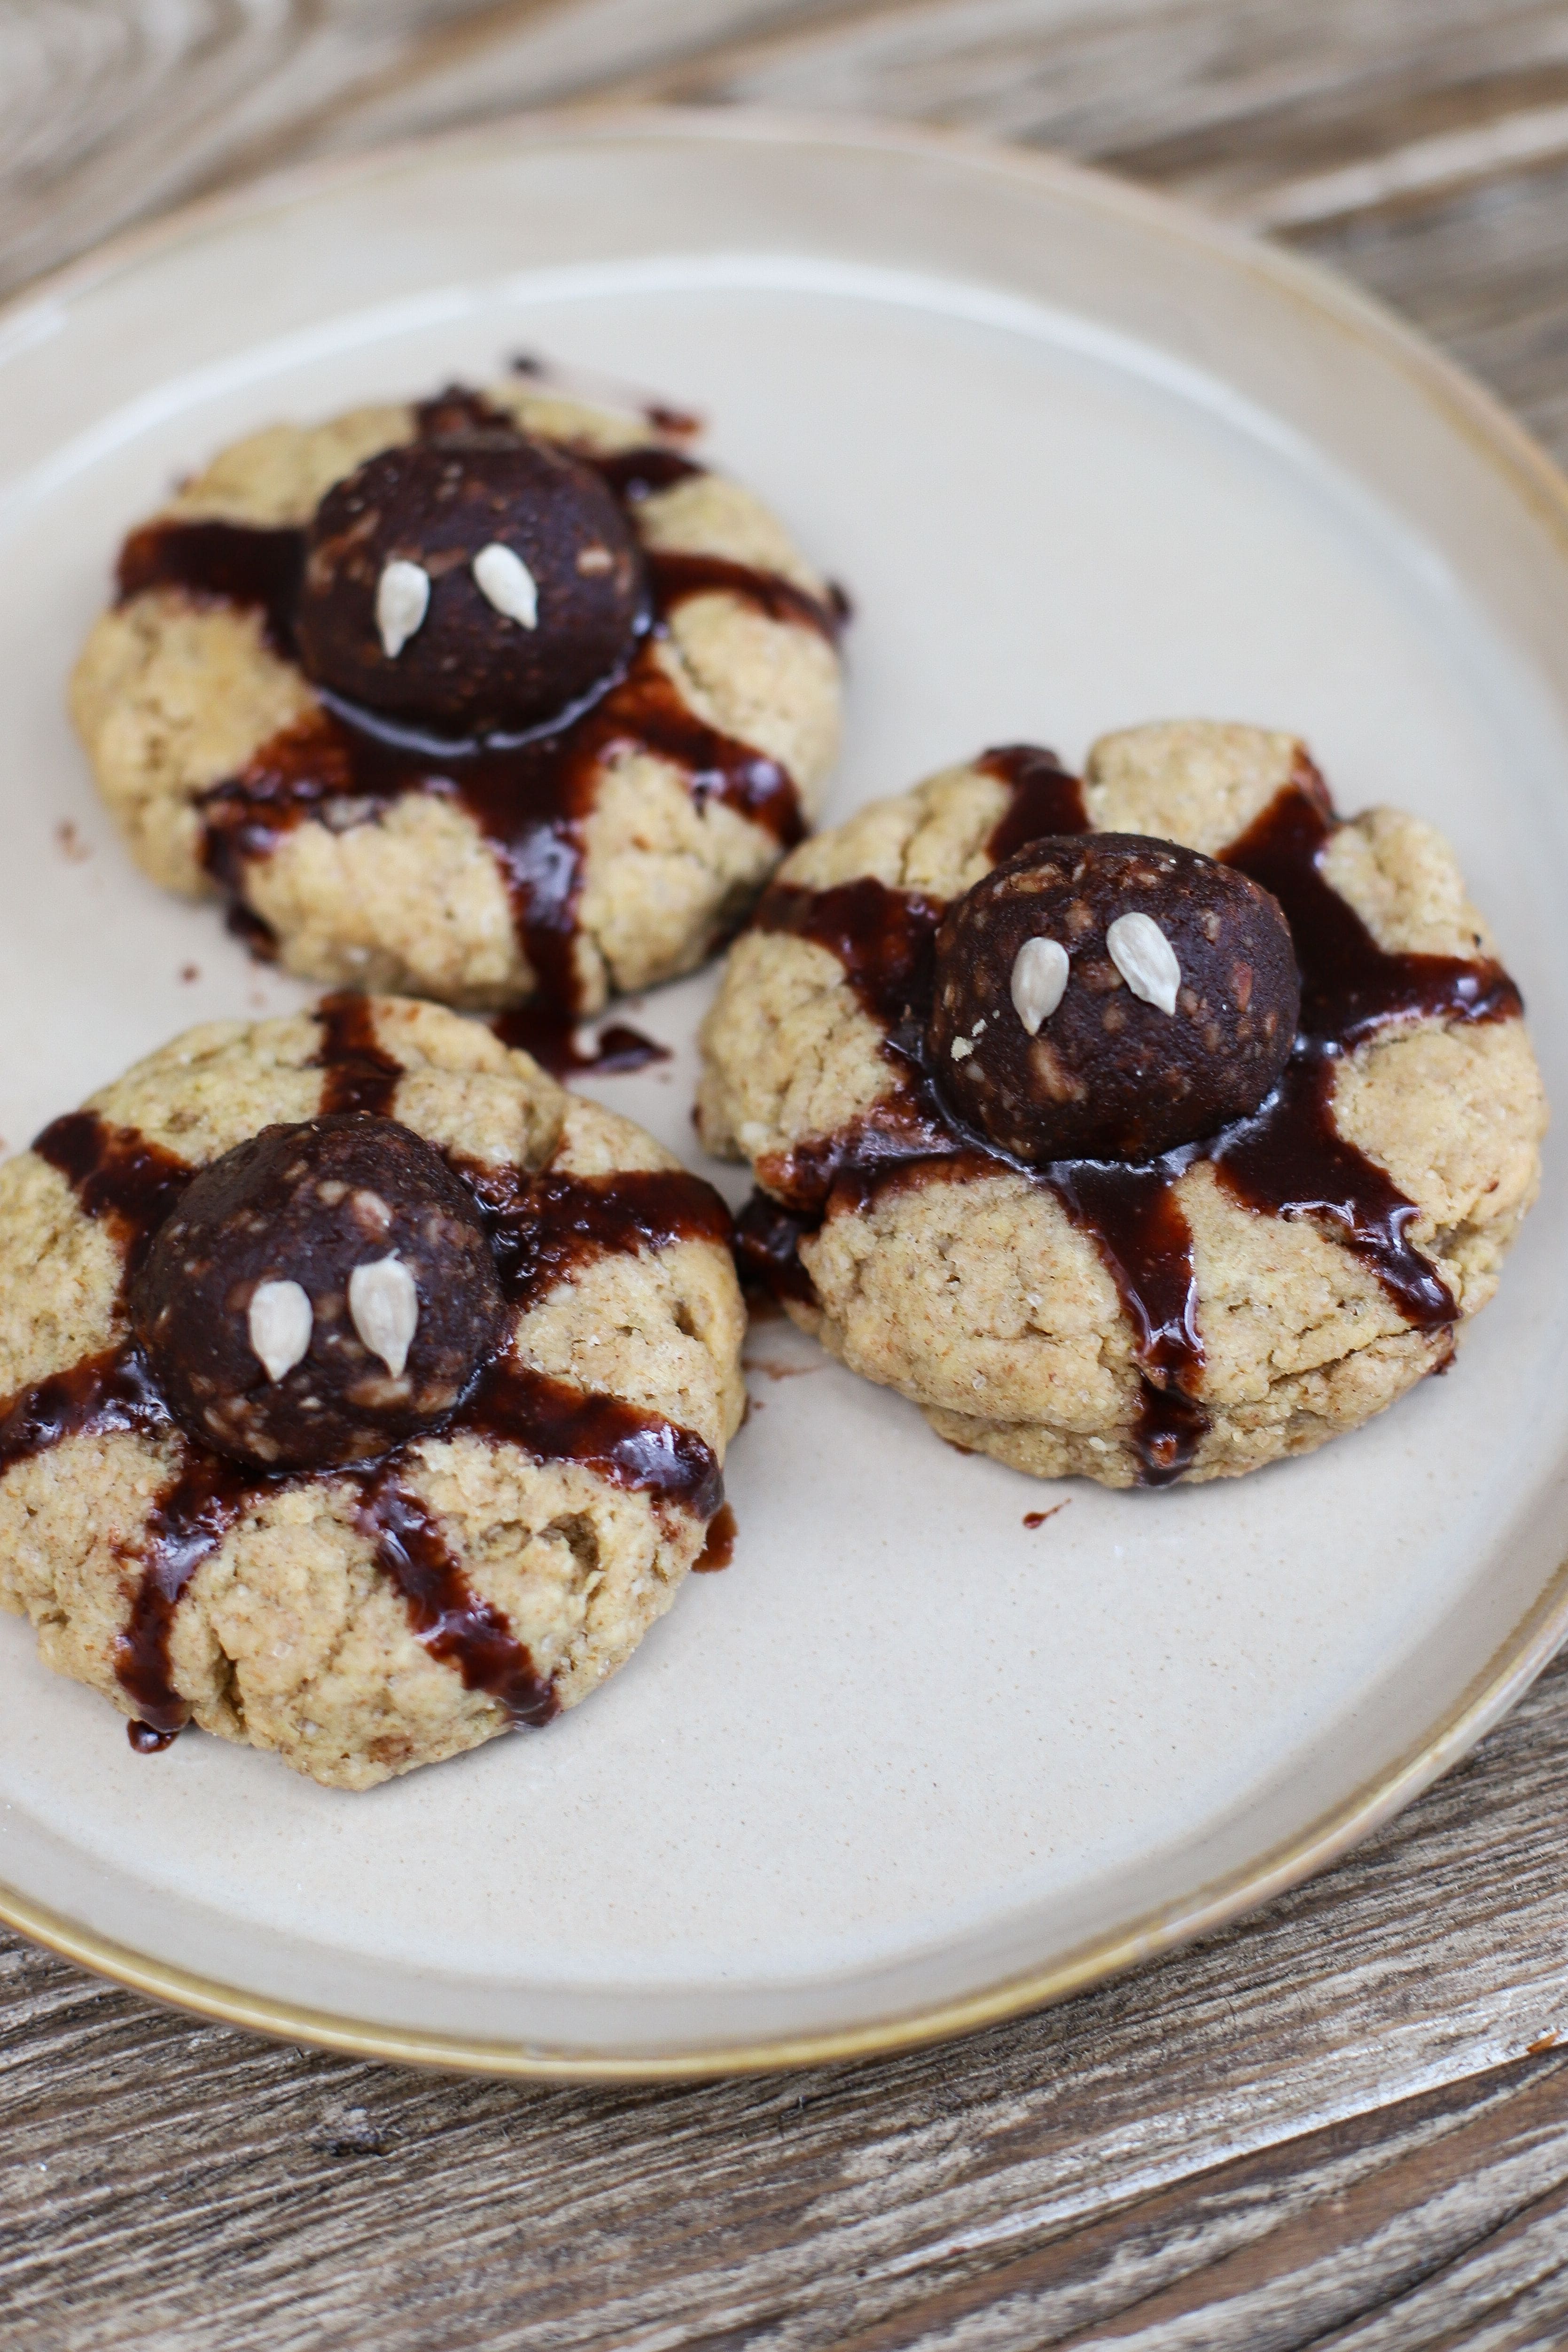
[294,432,647,737]
[131,1114,504,1469]
[927,833,1300,1162]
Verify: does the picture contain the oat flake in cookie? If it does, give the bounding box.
[701,722,1547,1489]
[70,378,845,1030]
[0,997,744,1787]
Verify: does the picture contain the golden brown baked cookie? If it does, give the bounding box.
[70,380,843,1020]
[700,723,1546,1488]
[0,996,744,1787]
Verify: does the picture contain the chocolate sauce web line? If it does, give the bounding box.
[489,1005,670,1080]
[460,1160,733,1315]
[745,761,1520,1484]
[0,1106,731,1745]
[358,1471,557,1728]
[118,395,842,1018]
[976,744,1091,861]
[192,604,809,1021]
[311,990,405,1116]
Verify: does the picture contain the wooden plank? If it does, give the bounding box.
[13,0,1568,462]
[833,2055,1568,2349]
[0,1,854,298]
[627,0,1568,457]
[1282,157,1568,467]
[6,1652,1568,2348]
[8,1,1568,307]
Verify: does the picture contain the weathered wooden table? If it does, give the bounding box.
[7,5,1568,2344]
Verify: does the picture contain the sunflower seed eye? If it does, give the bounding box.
[348,1256,419,1378]
[1010,938,1070,1035]
[374,561,430,658]
[1106,912,1182,1015]
[472,542,539,629]
[248,1279,312,1383]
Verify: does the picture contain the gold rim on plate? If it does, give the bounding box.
[3,104,1567,2079]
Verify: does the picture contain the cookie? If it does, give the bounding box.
[70,380,844,1020]
[0,996,745,1787]
[700,724,1546,1488]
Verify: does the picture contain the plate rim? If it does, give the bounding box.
[4,100,1568,2079]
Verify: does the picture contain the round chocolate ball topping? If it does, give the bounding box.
[927,833,1300,1162]
[131,1114,504,1470]
[294,432,647,737]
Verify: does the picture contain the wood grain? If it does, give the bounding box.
[8,5,1568,2346]
[11,0,1568,470]
[7,1653,1568,2348]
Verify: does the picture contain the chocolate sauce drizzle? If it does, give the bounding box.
[979,744,1091,861]
[117,519,303,657]
[357,1472,558,1727]
[0,1007,732,1748]
[744,747,1522,1485]
[33,1111,192,1279]
[462,1160,733,1314]
[694,1502,737,1571]
[117,394,845,1019]
[312,990,404,1116]
[490,1005,671,1080]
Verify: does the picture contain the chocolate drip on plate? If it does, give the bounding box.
[358,1471,558,1727]
[117,397,836,1018]
[743,756,1523,1484]
[128,1721,178,1754]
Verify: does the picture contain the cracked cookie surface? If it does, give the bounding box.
[0,995,745,1786]
[700,723,1546,1488]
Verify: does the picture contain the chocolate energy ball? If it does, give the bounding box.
[294,432,647,737]
[132,1114,504,1469]
[927,833,1300,1161]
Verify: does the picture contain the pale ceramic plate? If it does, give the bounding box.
[1,110,1567,2078]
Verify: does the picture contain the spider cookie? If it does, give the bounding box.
[699,724,1546,1488]
[0,996,744,1787]
[70,379,844,1023]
